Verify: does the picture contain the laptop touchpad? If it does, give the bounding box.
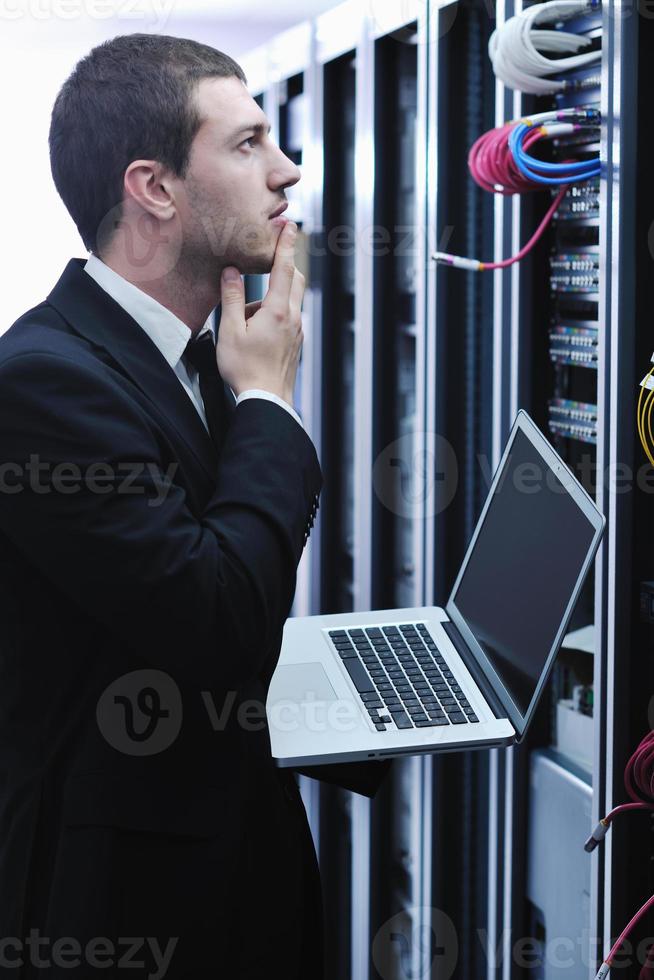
[272,663,338,702]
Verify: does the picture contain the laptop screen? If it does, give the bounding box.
[449,424,598,720]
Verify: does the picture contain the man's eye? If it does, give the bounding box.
[241,136,257,149]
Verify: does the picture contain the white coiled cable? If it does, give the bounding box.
[489,0,601,94]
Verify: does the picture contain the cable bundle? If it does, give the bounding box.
[625,732,654,805]
[509,117,600,185]
[489,0,602,95]
[468,120,546,195]
[585,731,654,852]
[638,360,654,467]
[584,731,654,980]
[433,109,600,271]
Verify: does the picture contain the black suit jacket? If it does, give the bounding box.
[0,258,390,979]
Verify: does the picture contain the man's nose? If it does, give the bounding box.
[269,150,301,190]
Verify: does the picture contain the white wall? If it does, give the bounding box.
[0,0,336,333]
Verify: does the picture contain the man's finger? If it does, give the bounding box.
[264,221,297,311]
[219,267,245,332]
[244,300,262,320]
[289,269,306,321]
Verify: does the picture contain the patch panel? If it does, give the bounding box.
[548,398,598,444]
[549,323,598,369]
[554,180,600,222]
[544,10,601,466]
[550,251,600,293]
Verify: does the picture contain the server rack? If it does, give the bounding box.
[485,1,654,977]
[321,47,357,616]
[321,39,358,957]
[497,4,602,975]
[240,1,652,977]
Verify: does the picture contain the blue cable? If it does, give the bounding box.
[510,123,600,182]
[513,161,601,185]
[516,147,597,174]
[509,121,600,186]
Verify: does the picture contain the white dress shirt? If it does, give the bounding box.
[83,254,304,432]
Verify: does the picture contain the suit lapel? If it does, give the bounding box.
[47,258,226,483]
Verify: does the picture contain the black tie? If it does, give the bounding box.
[183,330,231,453]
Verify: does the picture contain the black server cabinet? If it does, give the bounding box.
[321,52,357,617]
[319,51,358,980]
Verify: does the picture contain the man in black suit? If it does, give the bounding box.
[0,33,388,979]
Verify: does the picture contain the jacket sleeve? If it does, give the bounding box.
[0,352,322,689]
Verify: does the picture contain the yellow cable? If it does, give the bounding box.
[646,383,654,466]
[643,378,654,467]
[638,365,654,464]
[641,386,654,466]
[643,374,654,466]
[637,364,650,442]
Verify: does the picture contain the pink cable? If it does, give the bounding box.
[597,732,654,824]
[475,185,567,271]
[604,802,652,823]
[625,731,654,804]
[606,894,654,966]
[590,734,654,976]
[437,123,567,270]
[437,117,598,271]
[468,123,545,195]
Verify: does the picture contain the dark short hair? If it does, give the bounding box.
[49,33,247,254]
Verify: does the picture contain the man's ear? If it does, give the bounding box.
[124,160,176,222]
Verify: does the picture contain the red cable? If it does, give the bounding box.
[644,945,654,967]
[625,731,654,804]
[477,185,567,271]
[465,125,567,270]
[640,943,654,980]
[606,894,654,967]
[468,123,546,195]
[435,123,569,271]
[600,731,654,824]
[605,802,652,823]
[588,733,654,978]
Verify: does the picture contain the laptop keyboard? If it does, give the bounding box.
[327,622,479,732]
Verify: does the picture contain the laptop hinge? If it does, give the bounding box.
[441,620,507,720]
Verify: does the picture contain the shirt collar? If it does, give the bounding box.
[83,253,215,371]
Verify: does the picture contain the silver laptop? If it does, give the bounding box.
[266,410,605,766]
